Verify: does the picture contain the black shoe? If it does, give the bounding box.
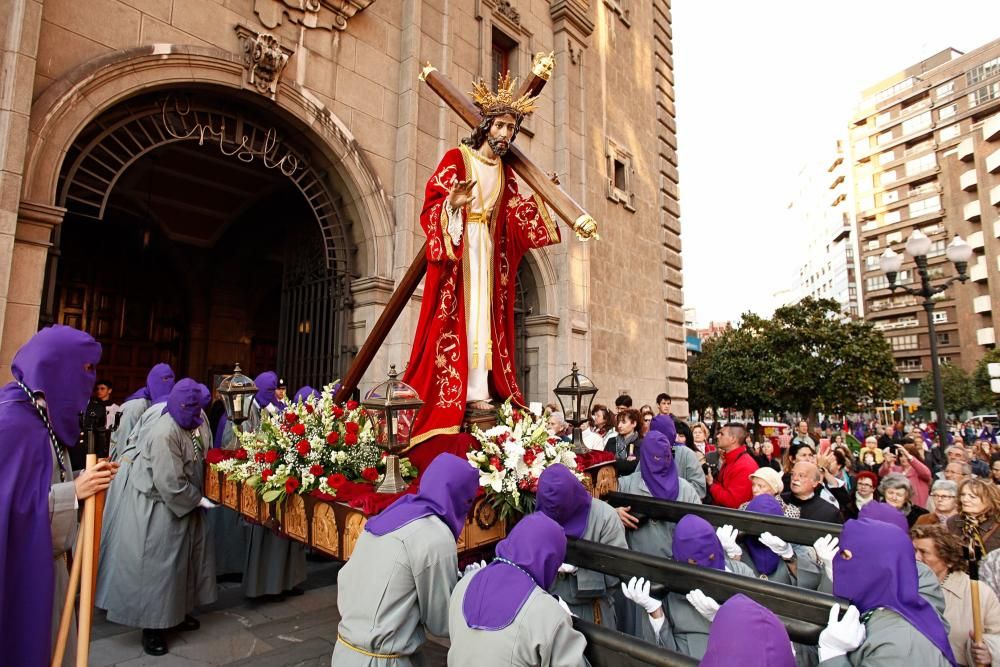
[283,586,305,597]
[142,629,168,656]
[171,614,200,632]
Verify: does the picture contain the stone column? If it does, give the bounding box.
[0,0,45,377]
[0,201,65,377]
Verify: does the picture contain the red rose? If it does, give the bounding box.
[346,400,359,410]
[296,440,311,456]
[264,450,279,464]
[332,405,345,418]
[309,464,324,476]
[344,432,358,445]
[291,423,306,436]
[261,469,272,482]
[234,447,248,460]
[523,451,536,465]
[345,421,360,434]
[285,477,300,494]
[254,452,266,463]
[490,456,502,470]
[361,467,378,482]
[326,431,340,444]
[327,473,347,488]
[284,412,298,423]
[305,404,314,414]
[576,461,585,472]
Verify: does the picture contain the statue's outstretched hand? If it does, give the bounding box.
[447,179,477,209]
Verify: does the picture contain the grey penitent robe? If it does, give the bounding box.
[332,515,458,667]
[99,411,216,629]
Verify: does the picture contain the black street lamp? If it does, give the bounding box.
[217,363,258,433]
[879,230,973,450]
[553,362,598,456]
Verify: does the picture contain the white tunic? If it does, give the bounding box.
[446,145,502,402]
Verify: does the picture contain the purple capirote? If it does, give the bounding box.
[672,514,725,570]
[253,371,279,410]
[701,593,795,667]
[536,463,592,539]
[1,325,102,665]
[743,494,783,576]
[858,501,909,535]
[163,379,208,430]
[365,453,480,539]
[648,413,676,446]
[462,512,566,630]
[125,362,175,403]
[834,518,957,666]
[638,429,680,501]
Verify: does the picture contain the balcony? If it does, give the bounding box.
[975,295,993,313]
[986,113,1000,142]
[969,230,985,250]
[961,169,979,191]
[989,149,1000,174]
[978,327,996,346]
[965,200,982,221]
[992,184,1000,207]
[971,259,988,282]
[959,136,976,161]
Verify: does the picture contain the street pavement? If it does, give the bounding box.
[89,557,449,666]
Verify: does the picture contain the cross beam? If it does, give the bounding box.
[574,618,698,667]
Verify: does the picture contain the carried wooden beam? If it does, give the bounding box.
[335,54,594,403]
[606,492,842,544]
[566,538,847,644]
[574,618,698,667]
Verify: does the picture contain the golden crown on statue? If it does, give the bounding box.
[470,72,539,118]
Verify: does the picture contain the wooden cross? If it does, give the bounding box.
[334,54,598,402]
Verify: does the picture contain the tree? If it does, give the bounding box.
[686,341,716,419]
[973,349,1000,413]
[921,361,980,418]
[761,297,898,423]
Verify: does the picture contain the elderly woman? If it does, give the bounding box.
[738,467,800,518]
[879,473,928,527]
[916,480,960,527]
[948,478,1000,554]
[881,444,933,508]
[911,524,1000,666]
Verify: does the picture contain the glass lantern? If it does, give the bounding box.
[553,362,599,455]
[217,363,258,432]
[362,365,424,494]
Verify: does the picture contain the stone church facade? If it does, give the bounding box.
[0,0,686,413]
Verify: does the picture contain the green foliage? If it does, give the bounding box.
[921,362,979,417]
[686,297,898,419]
[973,349,1000,413]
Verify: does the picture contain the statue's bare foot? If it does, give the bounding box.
[468,400,493,411]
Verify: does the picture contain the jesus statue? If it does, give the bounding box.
[402,73,562,448]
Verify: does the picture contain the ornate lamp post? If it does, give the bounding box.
[879,231,973,449]
[217,363,258,433]
[363,365,423,494]
[554,362,599,456]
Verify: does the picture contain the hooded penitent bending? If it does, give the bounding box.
[332,453,480,666]
[110,362,175,460]
[0,325,109,667]
[448,513,589,666]
[402,72,564,449]
[700,594,796,667]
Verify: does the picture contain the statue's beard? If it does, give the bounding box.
[487,135,510,157]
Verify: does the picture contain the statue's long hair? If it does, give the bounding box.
[461,114,523,150]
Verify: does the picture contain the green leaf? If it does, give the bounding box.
[261,489,283,504]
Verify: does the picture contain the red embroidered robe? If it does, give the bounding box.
[403,147,560,448]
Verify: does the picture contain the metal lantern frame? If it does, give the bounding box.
[362,364,424,494]
[217,363,258,432]
[553,362,599,455]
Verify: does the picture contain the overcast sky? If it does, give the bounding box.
[673,2,1000,326]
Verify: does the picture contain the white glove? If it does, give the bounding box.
[556,596,574,617]
[460,560,487,578]
[198,497,217,510]
[759,531,794,559]
[445,202,463,246]
[686,589,721,622]
[818,604,865,661]
[621,577,663,615]
[716,524,741,559]
[558,562,578,575]
[813,534,840,582]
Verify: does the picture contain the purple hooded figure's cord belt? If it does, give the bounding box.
[17,381,67,482]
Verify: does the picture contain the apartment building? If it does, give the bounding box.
[849,40,1000,406]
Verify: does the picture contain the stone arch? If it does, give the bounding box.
[522,247,559,316]
[23,44,394,280]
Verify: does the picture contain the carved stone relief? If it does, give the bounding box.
[235,25,294,99]
[253,0,375,33]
